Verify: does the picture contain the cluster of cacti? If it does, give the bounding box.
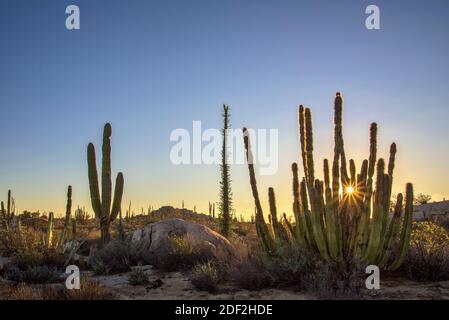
[42,186,74,249]
[87,123,124,245]
[1,190,15,231]
[243,93,414,270]
[219,104,232,237]
[75,206,90,221]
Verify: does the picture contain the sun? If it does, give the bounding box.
[346,186,354,194]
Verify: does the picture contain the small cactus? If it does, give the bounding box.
[58,186,72,248]
[1,190,15,231]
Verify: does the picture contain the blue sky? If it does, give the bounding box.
[1,0,448,216]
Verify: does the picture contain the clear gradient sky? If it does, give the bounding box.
[1,0,449,217]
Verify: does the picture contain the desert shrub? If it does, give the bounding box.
[261,243,319,287]
[300,259,365,300]
[232,223,252,237]
[3,277,115,300]
[62,277,116,300]
[89,240,134,275]
[138,235,215,272]
[127,268,150,286]
[230,255,273,291]
[4,265,62,284]
[432,215,449,232]
[404,221,449,281]
[2,283,42,300]
[12,249,67,269]
[0,225,43,256]
[258,243,365,299]
[190,261,220,293]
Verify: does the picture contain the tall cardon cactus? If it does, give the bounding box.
[243,92,414,270]
[87,123,124,245]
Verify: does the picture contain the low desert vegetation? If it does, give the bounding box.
[127,268,150,286]
[190,261,221,293]
[89,240,134,275]
[3,277,115,300]
[404,221,449,281]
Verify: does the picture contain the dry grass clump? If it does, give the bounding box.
[190,261,220,293]
[3,277,115,300]
[229,255,273,291]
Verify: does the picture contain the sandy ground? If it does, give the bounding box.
[91,266,311,300]
[90,266,449,300]
[1,263,449,300]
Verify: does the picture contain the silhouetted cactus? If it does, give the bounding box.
[44,212,54,248]
[1,190,15,231]
[58,186,72,248]
[219,105,233,237]
[243,93,414,270]
[87,123,124,245]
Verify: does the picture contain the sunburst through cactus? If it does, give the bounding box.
[243,92,414,271]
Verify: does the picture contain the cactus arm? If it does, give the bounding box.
[324,159,339,258]
[110,172,124,222]
[298,105,308,180]
[45,212,54,248]
[291,163,309,246]
[87,143,102,219]
[7,190,11,219]
[378,193,403,267]
[389,183,414,270]
[101,123,113,221]
[365,159,386,262]
[243,127,275,253]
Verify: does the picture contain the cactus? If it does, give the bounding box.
[44,212,54,248]
[75,206,90,222]
[117,209,126,241]
[1,190,15,231]
[126,201,131,220]
[243,93,414,270]
[219,105,233,237]
[58,186,72,248]
[72,218,77,239]
[87,123,124,245]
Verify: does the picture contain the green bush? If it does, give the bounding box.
[89,240,134,275]
[5,265,62,284]
[127,268,150,286]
